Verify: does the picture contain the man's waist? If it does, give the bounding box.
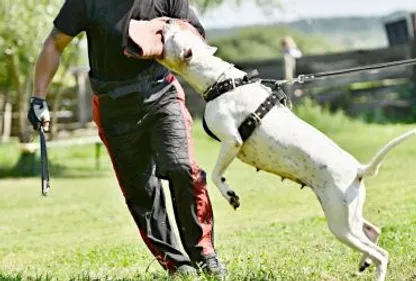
[89,62,174,99]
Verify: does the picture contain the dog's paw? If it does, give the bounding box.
[358,261,371,272]
[226,190,240,210]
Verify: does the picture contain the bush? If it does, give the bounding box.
[293,98,356,134]
[209,26,342,62]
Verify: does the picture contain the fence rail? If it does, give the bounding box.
[1,41,416,139]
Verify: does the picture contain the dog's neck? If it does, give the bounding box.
[166,55,247,95]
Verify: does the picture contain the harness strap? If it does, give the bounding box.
[204,70,260,102]
[203,80,287,143]
[238,84,287,141]
[202,68,287,142]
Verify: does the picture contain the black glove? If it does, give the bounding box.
[28,96,50,131]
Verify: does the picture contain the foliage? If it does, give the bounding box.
[1,121,416,280]
[293,97,356,134]
[360,83,416,124]
[0,0,68,88]
[0,0,82,142]
[191,0,281,14]
[209,26,337,62]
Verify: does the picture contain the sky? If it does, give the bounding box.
[197,0,416,29]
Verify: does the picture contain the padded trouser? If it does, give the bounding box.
[92,81,215,271]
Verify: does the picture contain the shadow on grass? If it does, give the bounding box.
[0,152,110,179]
[0,271,193,281]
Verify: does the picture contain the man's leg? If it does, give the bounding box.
[92,95,192,273]
[148,84,227,276]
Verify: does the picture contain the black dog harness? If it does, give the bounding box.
[202,70,288,142]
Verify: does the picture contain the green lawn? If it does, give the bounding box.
[0,120,416,281]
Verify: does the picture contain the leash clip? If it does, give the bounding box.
[295,74,314,84]
[231,78,236,89]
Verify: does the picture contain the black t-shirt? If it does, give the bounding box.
[53,0,205,81]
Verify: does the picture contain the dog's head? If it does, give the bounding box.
[160,20,217,70]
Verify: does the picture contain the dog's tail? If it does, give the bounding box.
[357,128,416,179]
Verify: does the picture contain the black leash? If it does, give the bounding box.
[202,57,416,143]
[39,126,50,196]
[274,58,416,85]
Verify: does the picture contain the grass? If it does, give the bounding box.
[1,114,416,280]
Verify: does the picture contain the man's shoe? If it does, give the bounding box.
[169,264,198,277]
[196,256,227,278]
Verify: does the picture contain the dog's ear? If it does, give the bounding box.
[206,45,217,55]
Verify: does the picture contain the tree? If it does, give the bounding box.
[210,26,335,62]
[0,0,80,143]
[190,0,281,14]
[0,0,83,176]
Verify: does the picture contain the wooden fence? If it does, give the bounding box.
[182,42,416,119]
[1,36,416,139]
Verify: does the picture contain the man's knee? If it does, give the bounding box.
[158,162,191,180]
[158,163,207,190]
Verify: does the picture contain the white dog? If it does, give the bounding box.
[132,20,415,281]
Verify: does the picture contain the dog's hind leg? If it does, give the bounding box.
[346,233,387,281]
[352,182,383,272]
[328,218,388,281]
[324,186,387,281]
[211,135,243,209]
[358,220,381,272]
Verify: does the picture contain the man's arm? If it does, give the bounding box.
[28,28,73,131]
[34,0,87,98]
[33,28,74,98]
[168,0,205,38]
[29,0,87,130]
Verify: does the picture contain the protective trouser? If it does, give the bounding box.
[92,77,216,272]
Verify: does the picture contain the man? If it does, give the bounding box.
[27,0,226,277]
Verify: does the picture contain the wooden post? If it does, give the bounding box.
[76,71,88,128]
[2,101,12,143]
[283,54,296,100]
[0,95,3,137]
[411,13,416,86]
[95,142,101,170]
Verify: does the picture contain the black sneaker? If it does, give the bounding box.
[196,256,227,279]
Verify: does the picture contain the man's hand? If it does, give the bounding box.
[31,27,73,132]
[28,97,51,131]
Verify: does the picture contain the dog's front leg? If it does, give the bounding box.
[212,136,242,210]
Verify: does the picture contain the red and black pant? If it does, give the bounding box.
[92,79,215,271]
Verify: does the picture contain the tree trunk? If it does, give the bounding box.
[0,94,3,137]
[7,54,30,143]
[76,71,91,128]
[1,96,12,143]
[411,14,416,88]
[18,76,32,143]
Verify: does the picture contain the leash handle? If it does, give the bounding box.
[39,126,50,196]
